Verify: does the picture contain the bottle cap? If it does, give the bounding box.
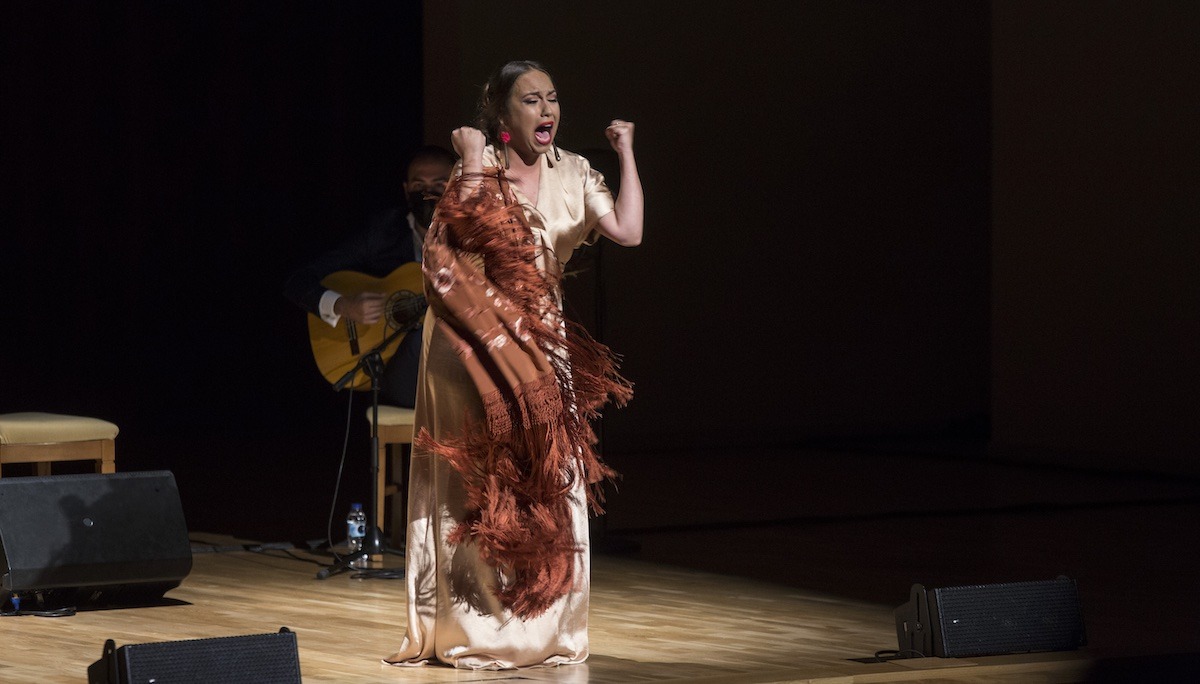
[351,502,362,510]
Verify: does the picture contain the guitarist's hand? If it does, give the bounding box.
[333,292,386,324]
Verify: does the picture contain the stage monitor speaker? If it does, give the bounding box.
[0,470,192,609]
[895,577,1085,658]
[87,627,301,684]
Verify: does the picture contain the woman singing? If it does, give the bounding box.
[384,60,643,669]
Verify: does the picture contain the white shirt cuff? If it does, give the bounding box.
[318,289,342,327]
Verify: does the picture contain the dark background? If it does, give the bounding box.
[4,2,1198,655]
[4,3,425,534]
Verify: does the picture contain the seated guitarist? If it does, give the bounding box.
[284,145,456,408]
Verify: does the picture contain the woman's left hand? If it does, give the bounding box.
[605,119,635,154]
[596,119,643,247]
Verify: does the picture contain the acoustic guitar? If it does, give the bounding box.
[307,263,427,390]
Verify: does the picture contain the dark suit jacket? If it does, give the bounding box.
[283,208,418,315]
[283,207,423,407]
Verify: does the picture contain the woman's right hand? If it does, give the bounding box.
[451,127,486,196]
[450,127,486,166]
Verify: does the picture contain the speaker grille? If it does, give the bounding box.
[0,471,191,599]
[118,631,301,684]
[933,578,1085,657]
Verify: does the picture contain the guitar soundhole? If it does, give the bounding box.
[386,290,426,331]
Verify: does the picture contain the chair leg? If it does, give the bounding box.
[99,438,116,473]
[35,462,52,476]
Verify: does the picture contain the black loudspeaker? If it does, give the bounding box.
[0,471,192,609]
[895,577,1086,658]
[87,627,301,684]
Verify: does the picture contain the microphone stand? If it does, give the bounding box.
[588,239,640,555]
[567,148,640,555]
[316,323,410,580]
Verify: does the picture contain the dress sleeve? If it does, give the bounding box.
[583,159,615,229]
[579,157,616,248]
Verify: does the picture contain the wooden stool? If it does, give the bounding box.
[0,412,118,477]
[366,405,414,551]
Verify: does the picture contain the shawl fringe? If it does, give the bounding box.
[418,169,631,618]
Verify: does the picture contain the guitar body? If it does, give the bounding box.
[307,263,426,390]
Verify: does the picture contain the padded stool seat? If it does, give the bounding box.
[366,405,415,552]
[0,412,118,477]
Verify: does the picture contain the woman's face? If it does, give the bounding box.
[503,70,559,156]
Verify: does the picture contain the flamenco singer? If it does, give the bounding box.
[384,59,643,669]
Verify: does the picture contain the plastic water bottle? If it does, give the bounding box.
[346,502,366,567]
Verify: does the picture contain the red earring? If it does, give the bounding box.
[499,131,511,169]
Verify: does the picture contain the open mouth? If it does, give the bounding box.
[534,122,554,146]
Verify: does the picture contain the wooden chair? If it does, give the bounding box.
[0,412,118,477]
[365,405,415,552]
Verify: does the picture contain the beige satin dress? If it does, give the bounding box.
[384,146,615,669]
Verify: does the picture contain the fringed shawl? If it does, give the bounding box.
[417,168,632,619]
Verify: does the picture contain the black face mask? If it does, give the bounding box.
[407,191,440,229]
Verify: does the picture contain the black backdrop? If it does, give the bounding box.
[4,3,423,537]
[3,1,996,541]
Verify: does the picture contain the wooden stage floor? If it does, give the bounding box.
[7,443,1200,682]
[3,535,1102,683]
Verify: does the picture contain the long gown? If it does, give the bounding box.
[384,145,616,669]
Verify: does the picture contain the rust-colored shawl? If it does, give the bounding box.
[418,168,632,618]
